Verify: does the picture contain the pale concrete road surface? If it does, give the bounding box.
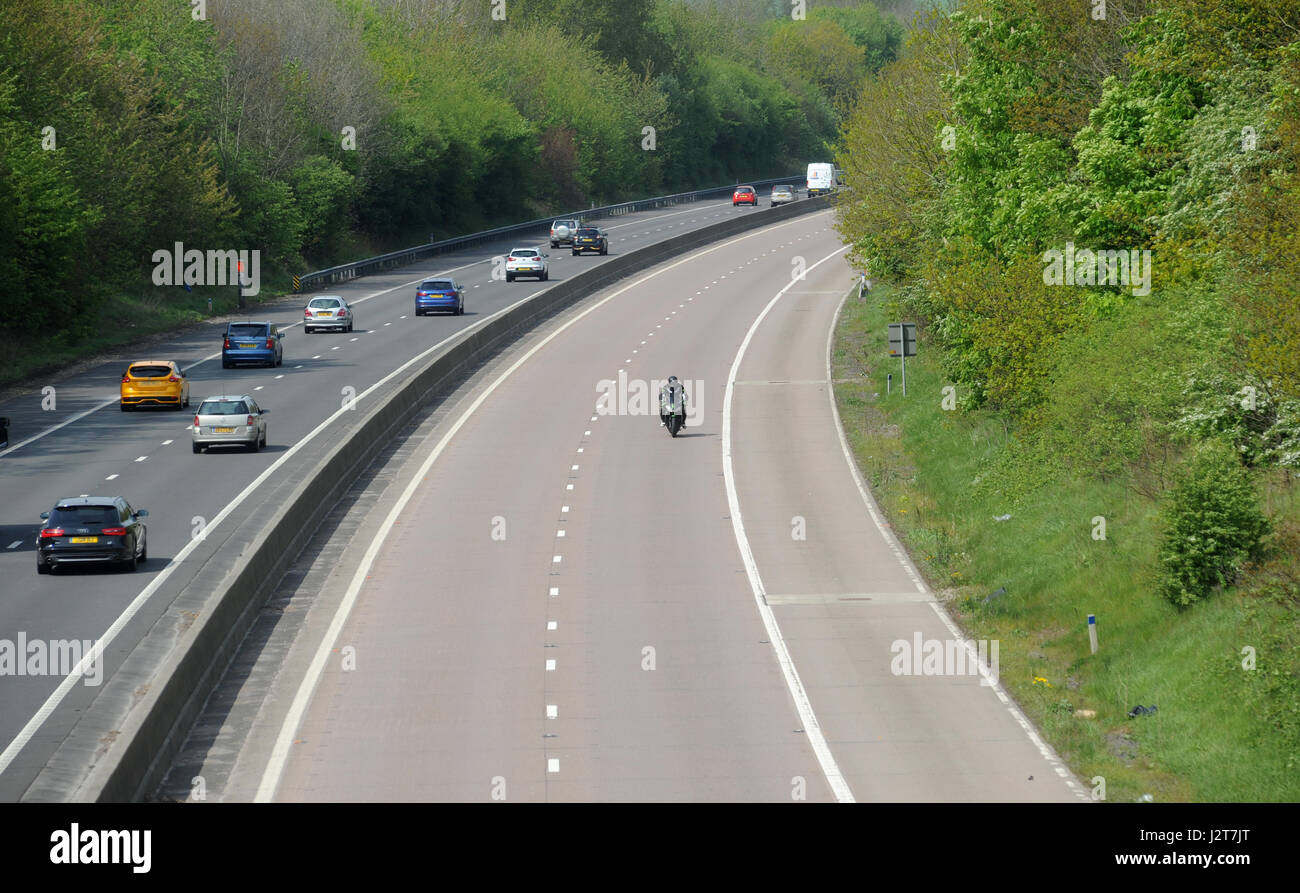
[197,210,1084,802]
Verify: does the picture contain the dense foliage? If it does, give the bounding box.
[0,0,900,350]
[836,0,1300,606]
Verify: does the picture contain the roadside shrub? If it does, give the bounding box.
[1156,438,1271,607]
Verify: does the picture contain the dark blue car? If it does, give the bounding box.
[222,321,283,368]
[415,278,464,316]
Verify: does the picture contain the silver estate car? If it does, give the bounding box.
[303,295,355,333]
[770,184,795,206]
[192,395,269,453]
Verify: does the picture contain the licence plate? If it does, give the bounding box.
[317,311,333,316]
[214,427,235,434]
[70,537,98,544]
[239,342,256,349]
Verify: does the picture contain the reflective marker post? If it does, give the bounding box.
[1088,614,1099,655]
[887,323,916,396]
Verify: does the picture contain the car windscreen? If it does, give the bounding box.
[227,324,268,337]
[128,365,172,378]
[510,249,538,257]
[576,229,599,236]
[49,505,119,527]
[774,185,792,191]
[308,298,342,308]
[198,400,249,416]
[421,280,453,290]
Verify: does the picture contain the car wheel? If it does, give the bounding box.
[120,550,137,572]
[120,402,128,412]
[139,536,147,564]
[347,321,354,332]
[37,559,49,575]
[222,361,231,369]
[260,428,267,448]
[456,302,464,316]
[601,247,607,255]
[193,442,202,454]
[506,273,515,282]
[305,326,313,334]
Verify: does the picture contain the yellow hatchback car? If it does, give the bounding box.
[120,360,190,412]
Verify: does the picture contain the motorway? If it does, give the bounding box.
[0,195,763,799]
[154,209,1085,801]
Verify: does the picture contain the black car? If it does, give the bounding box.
[36,496,148,574]
[572,227,608,255]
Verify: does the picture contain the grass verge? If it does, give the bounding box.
[832,285,1300,802]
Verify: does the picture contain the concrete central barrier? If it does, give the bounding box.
[23,196,833,802]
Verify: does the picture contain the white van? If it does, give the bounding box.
[807,162,835,197]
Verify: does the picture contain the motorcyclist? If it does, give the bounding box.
[659,376,687,428]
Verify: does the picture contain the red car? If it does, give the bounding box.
[732,186,758,206]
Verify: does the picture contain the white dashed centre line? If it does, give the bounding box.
[552,555,562,563]
[547,758,559,773]
[545,660,556,672]
[546,705,558,718]
[6,542,20,550]
[547,621,557,631]
[161,439,173,445]
[105,474,118,481]
[549,587,559,597]
[134,456,147,463]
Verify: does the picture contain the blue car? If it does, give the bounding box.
[415,278,465,316]
[222,321,283,368]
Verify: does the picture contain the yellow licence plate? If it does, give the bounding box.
[70,537,98,544]
[214,427,235,433]
[317,311,333,316]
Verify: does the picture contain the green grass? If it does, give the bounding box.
[832,286,1300,802]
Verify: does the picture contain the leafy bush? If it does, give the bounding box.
[1156,438,1271,607]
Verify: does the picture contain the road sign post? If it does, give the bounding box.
[887,323,916,395]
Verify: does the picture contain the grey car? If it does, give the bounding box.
[304,295,355,333]
[192,395,269,453]
[770,184,795,206]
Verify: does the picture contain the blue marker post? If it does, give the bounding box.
[1088,614,1098,655]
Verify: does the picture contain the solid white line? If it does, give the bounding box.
[821,288,1088,802]
[722,244,855,803]
[252,210,833,801]
[6,542,19,550]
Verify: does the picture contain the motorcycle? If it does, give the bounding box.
[663,398,684,438]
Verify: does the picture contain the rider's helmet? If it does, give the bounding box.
[667,375,679,384]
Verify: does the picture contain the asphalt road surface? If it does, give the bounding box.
[0,196,763,799]
[159,209,1085,802]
